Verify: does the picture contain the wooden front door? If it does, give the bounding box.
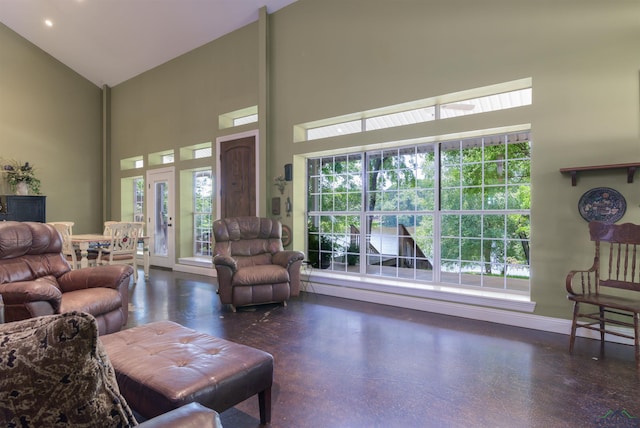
[219,135,256,218]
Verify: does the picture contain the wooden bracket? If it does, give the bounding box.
[559,162,640,186]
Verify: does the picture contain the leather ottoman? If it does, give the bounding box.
[100,321,273,424]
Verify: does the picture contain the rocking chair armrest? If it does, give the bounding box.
[213,254,237,272]
[566,265,598,296]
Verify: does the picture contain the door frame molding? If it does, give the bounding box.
[215,129,260,219]
[146,166,175,269]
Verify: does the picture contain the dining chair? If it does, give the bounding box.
[106,220,145,255]
[131,222,145,258]
[82,221,121,261]
[103,221,119,236]
[97,222,140,281]
[48,222,78,269]
[91,220,122,260]
[132,222,145,235]
[47,221,74,235]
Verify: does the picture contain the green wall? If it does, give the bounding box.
[113,0,640,318]
[266,0,640,319]
[110,23,260,247]
[0,23,103,233]
[110,23,259,162]
[4,0,640,322]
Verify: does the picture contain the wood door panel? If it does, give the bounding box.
[220,136,256,218]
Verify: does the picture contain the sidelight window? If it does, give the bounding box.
[193,170,213,256]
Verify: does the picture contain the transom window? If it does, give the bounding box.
[233,114,258,127]
[219,106,258,129]
[296,79,532,142]
[194,147,212,159]
[307,131,531,294]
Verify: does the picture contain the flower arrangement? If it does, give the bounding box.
[2,159,41,194]
[274,175,287,195]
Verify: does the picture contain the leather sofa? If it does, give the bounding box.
[0,312,222,427]
[213,216,304,311]
[0,221,133,334]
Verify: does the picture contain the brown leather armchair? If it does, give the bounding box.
[0,221,133,334]
[213,216,304,311]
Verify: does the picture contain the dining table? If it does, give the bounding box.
[71,234,150,279]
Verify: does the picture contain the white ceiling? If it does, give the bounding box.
[0,0,298,87]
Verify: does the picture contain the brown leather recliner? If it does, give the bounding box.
[0,221,133,334]
[213,216,304,312]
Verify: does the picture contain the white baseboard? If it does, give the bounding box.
[173,263,216,277]
[165,266,634,346]
[306,281,635,346]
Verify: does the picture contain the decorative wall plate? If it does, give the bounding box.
[578,187,626,223]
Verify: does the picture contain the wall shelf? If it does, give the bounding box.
[559,162,640,186]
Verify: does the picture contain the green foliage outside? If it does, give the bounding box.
[307,137,531,280]
[194,172,213,256]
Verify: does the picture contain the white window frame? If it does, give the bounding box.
[133,177,144,223]
[193,169,213,256]
[306,131,531,296]
[295,78,532,142]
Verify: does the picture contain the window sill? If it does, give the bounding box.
[304,270,535,313]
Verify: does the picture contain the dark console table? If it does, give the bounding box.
[0,195,46,222]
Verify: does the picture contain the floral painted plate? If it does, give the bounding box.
[578,187,626,223]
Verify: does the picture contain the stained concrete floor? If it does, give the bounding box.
[126,268,640,428]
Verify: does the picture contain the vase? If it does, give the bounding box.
[15,181,28,195]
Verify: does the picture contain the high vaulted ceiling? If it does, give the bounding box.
[0,0,298,87]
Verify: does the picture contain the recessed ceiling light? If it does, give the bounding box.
[44,19,53,27]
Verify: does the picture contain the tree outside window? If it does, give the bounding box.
[307,131,530,292]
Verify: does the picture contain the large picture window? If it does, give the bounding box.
[307,131,530,293]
